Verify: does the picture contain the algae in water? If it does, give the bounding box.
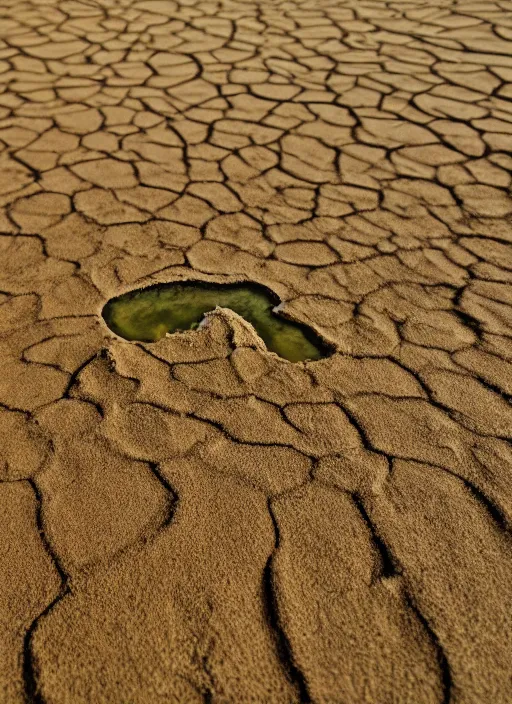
[102,282,331,363]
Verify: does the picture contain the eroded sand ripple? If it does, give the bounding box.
[1,0,512,701]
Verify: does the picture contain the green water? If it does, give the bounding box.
[102,282,331,363]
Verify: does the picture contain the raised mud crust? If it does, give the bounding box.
[0,0,512,703]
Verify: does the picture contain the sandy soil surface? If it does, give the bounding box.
[1,0,512,702]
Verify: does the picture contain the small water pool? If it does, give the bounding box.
[102,281,332,363]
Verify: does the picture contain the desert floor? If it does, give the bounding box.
[1,0,512,702]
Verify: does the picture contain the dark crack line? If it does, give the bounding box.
[23,477,70,704]
[147,461,179,530]
[404,594,452,704]
[349,491,452,704]
[263,498,312,703]
[351,492,397,581]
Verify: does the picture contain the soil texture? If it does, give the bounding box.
[1,0,512,702]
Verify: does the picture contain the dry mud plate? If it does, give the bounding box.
[1,0,512,702]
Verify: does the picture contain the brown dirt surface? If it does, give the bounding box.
[1,0,512,702]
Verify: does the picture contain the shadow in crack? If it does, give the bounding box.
[102,281,334,363]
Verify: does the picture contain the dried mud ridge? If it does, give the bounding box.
[0,0,511,702]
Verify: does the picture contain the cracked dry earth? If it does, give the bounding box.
[1,0,512,702]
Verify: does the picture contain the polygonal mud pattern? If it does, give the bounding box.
[1,0,512,702]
